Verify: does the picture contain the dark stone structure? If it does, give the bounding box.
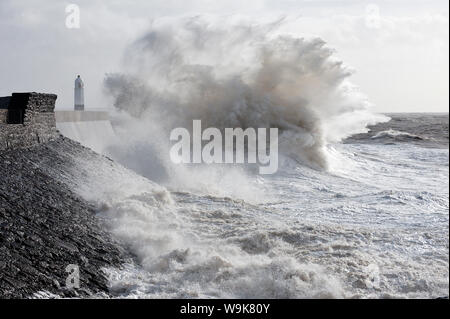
[0,137,129,298]
[0,93,129,298]
[0,97,11,123]
[0,93,58,150]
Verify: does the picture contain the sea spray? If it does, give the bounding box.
[103,17,388,190]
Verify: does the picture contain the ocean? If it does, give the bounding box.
[57,21,449,298]
[68,113,447,299]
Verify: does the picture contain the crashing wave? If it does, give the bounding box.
[371,129,424,141]
[103,17,388,172]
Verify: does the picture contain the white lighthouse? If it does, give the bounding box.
[74,75,84,111]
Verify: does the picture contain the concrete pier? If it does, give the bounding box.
[55,110,109,122]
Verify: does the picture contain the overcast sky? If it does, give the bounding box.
[0,0,448,112]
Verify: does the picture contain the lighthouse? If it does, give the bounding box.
[74,75,84,111]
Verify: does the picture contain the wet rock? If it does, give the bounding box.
[0,137,128,298]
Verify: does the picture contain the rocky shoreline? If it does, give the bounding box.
[0,136,128,298]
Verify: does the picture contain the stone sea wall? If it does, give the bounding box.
[0,137,129,298]
[0,92,129,298]
[0,93,59,151]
